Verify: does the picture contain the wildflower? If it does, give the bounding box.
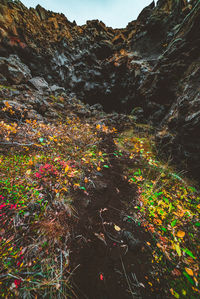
[14,279,22,288]
[35,172,42,179]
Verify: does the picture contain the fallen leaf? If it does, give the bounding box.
[175,244,182,256]
[185,268,194,276]
[114,225,121,231]
[65,165,69,173]
[177,230,185,238]
[172,268,181,277]
[28,160,33,166]
[157,243,162,248]
[100,273,104,281]
[26,169,32,176]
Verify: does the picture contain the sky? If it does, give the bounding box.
[20,0,157,28]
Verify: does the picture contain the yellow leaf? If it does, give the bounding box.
[97,167,101,171]
[114,225,121,231]
[175,244,181,256]
[26,169,32,176]
[177,231,185,238]
[96,124,101,130]
[185,268,194,276]
[65,165,69,173]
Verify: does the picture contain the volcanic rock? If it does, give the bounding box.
[0,0,199,179]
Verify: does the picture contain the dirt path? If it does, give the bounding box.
[70,134,166,299]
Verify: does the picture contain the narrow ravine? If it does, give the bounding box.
[0,0,200,298]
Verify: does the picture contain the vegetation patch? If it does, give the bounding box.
[0,107,199,298]
[115,126,200,298]
[0,115,116,298]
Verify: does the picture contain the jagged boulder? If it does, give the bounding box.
[0,55,32,84]
[28,77,49,92]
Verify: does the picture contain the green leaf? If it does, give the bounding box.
[103,165,109,168]
[161,227,167,232]
[173,290,180,299]
[194,222,200,227]
[163,197,169,204]
[183,271,194,285]
[182,248,196,259]
[171,219,177,227]
[39,138,44,143]
[79,187,86,191]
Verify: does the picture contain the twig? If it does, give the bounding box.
[99,210,123,244]
[120,255,135,299]
[0,141,36,147]
[66,264,80,282]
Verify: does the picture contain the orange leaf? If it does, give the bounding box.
[185,268,194,276]
[157,243,162,248]
[177,230,185,238]
[28,160,33,166]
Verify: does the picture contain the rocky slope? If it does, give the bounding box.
[0,0,200,179]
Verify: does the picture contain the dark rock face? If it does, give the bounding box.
[0,0,200,179]
[140,1,200,179]
[0,0,190,110]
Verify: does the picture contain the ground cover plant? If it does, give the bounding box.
[0,110,116,298]
[115,126,200,298]
[0,103,199,298]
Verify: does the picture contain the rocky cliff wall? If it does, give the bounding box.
[0,0,199,179]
